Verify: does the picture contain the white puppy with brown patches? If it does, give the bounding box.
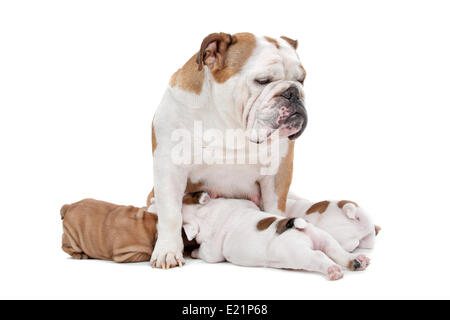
[284,198,381,252]
[179,194,370,280]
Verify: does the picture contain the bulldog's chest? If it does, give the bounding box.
[188,164,263,200]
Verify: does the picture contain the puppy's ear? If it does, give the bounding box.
[196,32,236,71]
[375,225,381,236]
[183,223,199,241]
[343,203,358,220]
[280,36,298,50]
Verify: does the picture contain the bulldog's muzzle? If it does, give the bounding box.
[279,86,308,140]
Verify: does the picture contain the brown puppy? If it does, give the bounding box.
[61,199,158,263]
[61,194,204,263]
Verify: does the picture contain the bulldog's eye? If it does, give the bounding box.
[297,79,305,85]
[255,78,272,85]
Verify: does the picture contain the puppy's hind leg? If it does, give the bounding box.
[113,246,152,263]
[62,233,89,260]
[309,227,370,271]
[267,234,343,280]
[302,250,344,281]
[191,244,225,263]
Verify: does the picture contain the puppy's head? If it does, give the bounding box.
[311,200,379,252]
[339,202,378,251]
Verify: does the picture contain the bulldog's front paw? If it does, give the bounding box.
[150,238,185,269]
[348,254,371,271]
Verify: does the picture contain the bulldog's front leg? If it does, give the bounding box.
[259,175,284,216]
[150,160,188,269]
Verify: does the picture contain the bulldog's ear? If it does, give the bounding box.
[196,32,236,71]
[280,36,298,50]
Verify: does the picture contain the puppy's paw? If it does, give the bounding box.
[71,253,89,259]
[191,249,199,259]
[327,265,344,281]
[150,239,185,269]
[348,254,370,271]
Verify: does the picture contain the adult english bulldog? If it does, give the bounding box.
[148,32,307,269]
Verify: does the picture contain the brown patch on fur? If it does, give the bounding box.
[146,188,154,207]
[337,200,359,209]
[275,141,295,212]
[151,119,157,155]
[146,179,204,207]
[169,33,256,92]
[169,54,205,94]
[280,36,298,50]
[264,36,280,49]
[185,179,205,194]
[276,218,295,234]
[306,201,330,215]
[375,225,381,236]
[197,32,236,71]
[256,217,277,231]
[182,192,206,205]
[209,33,256,84]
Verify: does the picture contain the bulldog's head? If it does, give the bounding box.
[196,33,307,144]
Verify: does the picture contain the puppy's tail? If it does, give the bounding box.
[276,217,308,234]
[293,218,307,229]
[60,204,70,220]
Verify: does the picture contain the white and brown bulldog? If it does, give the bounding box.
[149,33,308,269]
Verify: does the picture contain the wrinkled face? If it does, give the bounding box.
[349,208,377,250]
[236,37,307,143]
[315,204,377,252]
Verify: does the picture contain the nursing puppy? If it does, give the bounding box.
[180,194,370,280]
[150,33,308,268]
[284,198,381,252]
[60,199,158,263]
[60,196,203,263]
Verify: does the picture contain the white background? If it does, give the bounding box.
[1,0,449,299]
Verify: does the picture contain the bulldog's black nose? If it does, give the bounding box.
[280,86,299,101]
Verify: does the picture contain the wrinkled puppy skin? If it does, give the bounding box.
[61,198,158,263]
